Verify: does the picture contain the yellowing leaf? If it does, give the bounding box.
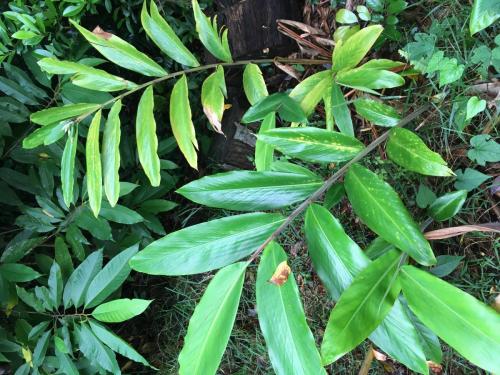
[201,66,226,134]
[22,347,33,367]
[269,260,291,286]
[170,74,198,169]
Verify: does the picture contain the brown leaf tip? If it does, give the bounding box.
[92,26,113,40]
[269,261,291,286]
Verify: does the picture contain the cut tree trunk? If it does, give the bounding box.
[209,0,301,169]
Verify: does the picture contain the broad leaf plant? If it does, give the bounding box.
[19,1,500,374]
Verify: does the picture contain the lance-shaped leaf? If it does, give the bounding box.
[258,127,364,163]
[102,100,121,206]
[61,126,78,207]
[0,76,37,105]
[400,265,500,373]
[70,20,167,77]
[22,121,66,149]
[170,74,198,169]
[242,93,307,123]
[86,110,103,217]
[141,1,199,67]
[63,250,103,308]
[289,70,331,117]
[192,0,232,62]
[332,25,383,72]
[178,262,246,375]
[91,298,152,323]
[38,57,138,92]
[0,263,41,282]
[321,249,403,365]
[255,113,276,171]
[336,68,405,93]
[177,170,322,211]
[137,86,161,186]
[354,98,400,127]
[48,262,63,307]
[30,103,100,126]
[243,63,268,105]
[75,323,120,373]
[201,66,226,134]
[85,244,139,308]
[326,82,354,135]
[130,212,284,275]
[89,319,153,368]
[386,128,454,176]
[256,242,326,375]
[428,190,467,222]
[344,164,436,266]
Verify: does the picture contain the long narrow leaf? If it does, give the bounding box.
[61,126,78,208]
[102,100,122,206]
[86,110,103,217]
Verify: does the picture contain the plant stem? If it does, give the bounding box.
[73,57,329,124]
[248,103,431,263]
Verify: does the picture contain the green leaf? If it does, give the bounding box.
[327,82,354,136]
[0,76,37,105]
[289,71,331,117]
[38,57,138,92]
[332,25,383,72]
[178,262,246,375]
[75,323,119,373]
[470,0,500,34]
[428,255,463,278]
[360,59,405,70]
[54,237,73,280]
[32,330,50,367]
[0,263,41,282]
[28,321,50,341]
[416,184,436,209]
[321,249,403,365]
[141,0,199,67]
[177,170,322,211]
[138,199,177,214]
[192,0,232,62]
[70,20,167,77]
[243,63,268,105]
[467,134,500,166]
[30,103,100,126]
[85,244,139,308]
[357,5,371,21]
[74,208,112,241]
[89,319,153,368]
[16,286,45,312]
[48,262,63,307]
[55,351,78,375]
[428,190,467,222]
[386,128,453,176]
[201,65,226,133]
[454,168,491,191]
[336,9,358,24]
[22,121,66,149]
[61,126,78,208]
[130,212,284,275]
[344,164,436,266]
[63,250,103,308]
[256,242,325,375]
[137,86,161,186]
[86,110,103,217]
[336,68,405,93]
[401,265,500,372]
[99,203,143,224]
[170,74,198,169]
[0,97,29,123]
[3,62,46,99]
[92,298,152,323]
[242,93,307,123]
[255,113,276,171]
[323,183,345,209]
[102,100,121,206]
[354,98,400,127]
[258,127,364,163]
[466,96,486,120]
